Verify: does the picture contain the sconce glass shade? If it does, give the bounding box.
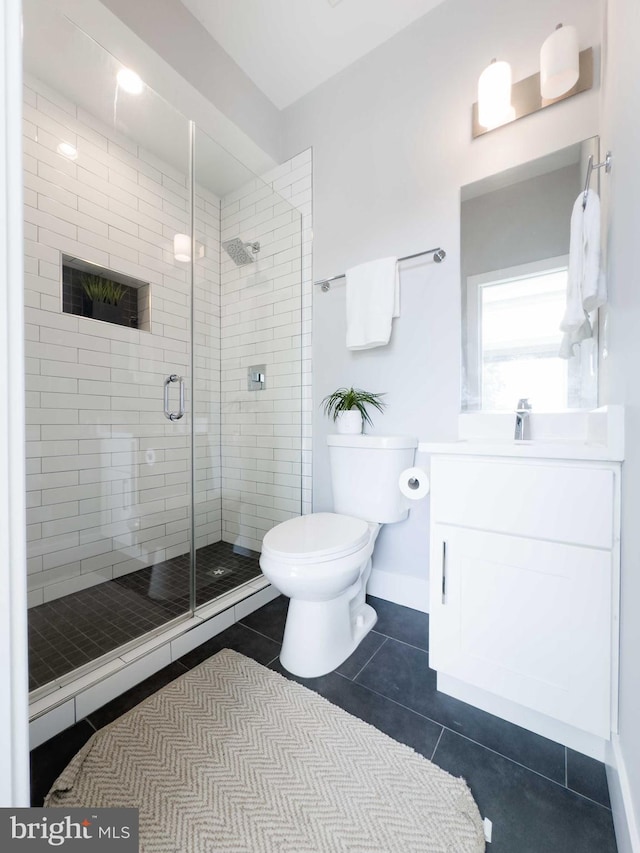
[540,24,579,99]
[477,60,513,129]
[173,233,191,263]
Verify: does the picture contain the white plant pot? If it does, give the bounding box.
[335,410,363,435]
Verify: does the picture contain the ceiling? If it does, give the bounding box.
[180,0,448,109]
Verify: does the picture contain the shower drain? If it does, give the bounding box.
[206,566,232,579]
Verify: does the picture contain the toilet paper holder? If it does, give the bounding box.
[398,466,430,501]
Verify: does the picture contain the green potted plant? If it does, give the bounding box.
[81,274,126,324]
[321,386,386,435]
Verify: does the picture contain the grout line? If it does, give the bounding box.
[370,630,428,655]
[238,620,283,647]
[438,726,612,812]
[430,726,445,761]
[337,676,611,808]
[351,637,388,681]
[266,654,280,668]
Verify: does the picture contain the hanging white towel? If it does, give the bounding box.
[559,188,607,359]
[345,257,399,350]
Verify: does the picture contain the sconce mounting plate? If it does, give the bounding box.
[472,47,593,138]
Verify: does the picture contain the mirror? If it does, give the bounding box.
[461,137,599,412]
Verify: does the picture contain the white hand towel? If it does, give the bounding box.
[580,190,607,312]
[346,257,399,350]
[559,189,607,359]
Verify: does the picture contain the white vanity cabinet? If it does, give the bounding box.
[428,454,619,741]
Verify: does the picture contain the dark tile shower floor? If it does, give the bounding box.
[28,541,261,691]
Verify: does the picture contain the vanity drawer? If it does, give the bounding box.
[430,456,614,549]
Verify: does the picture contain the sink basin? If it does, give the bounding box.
[418,406,624,462]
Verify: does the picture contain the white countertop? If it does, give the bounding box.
[418,406,625,462]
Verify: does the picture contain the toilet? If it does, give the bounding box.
[260,434,417,678]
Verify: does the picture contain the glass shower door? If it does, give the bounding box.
[23,0,305,695]
[24,1,195,692]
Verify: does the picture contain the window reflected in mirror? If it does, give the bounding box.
[461,138,599,412]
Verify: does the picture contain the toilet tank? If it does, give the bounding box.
[327,435,417,523]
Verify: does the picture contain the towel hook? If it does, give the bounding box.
[583,151,612,209]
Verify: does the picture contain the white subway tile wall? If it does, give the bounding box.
[24,69,312,606]
[24,73,220,606]
[219,149,312,552]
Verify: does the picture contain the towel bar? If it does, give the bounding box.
[314,247,446,292]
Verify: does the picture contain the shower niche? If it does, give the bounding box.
[62,255,151,330]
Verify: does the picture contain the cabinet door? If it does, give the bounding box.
[429,524,612,738]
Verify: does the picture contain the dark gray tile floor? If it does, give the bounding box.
[30,594,618,852]
[28,541,261,691]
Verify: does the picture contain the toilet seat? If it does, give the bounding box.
[262,512,370,564]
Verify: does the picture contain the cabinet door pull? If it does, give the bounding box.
[441,541,447,604]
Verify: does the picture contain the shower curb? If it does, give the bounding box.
[29,579,278,750]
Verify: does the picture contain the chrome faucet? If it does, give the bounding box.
[514,398,532,440]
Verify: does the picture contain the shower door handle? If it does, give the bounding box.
[164,374,185,421]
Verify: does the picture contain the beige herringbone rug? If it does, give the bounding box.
[46,649,485,852]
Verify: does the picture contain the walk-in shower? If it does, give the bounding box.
[24,0,303,696]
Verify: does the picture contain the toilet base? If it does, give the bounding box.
[280,595,377,679]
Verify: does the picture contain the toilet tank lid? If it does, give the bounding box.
[327,435,417,449]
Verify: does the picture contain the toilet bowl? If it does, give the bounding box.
[261,513,379,677]
[259,434,418,679]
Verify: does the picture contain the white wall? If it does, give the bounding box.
[282,0,602,609]
[600,0,640,848]
[23,73,221,606]
[219,151,313,553]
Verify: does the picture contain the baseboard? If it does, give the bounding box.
[368,569,428,613]
[607,734,640,853]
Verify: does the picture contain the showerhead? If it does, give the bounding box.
[222,238,260,266]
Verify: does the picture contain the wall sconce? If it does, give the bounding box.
[472,25,593,138]
[477,59,515,130]
[173,233,191,263]
[173,234,206,262]
[540,24,579,99]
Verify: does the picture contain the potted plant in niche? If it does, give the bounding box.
[81,274,126,325]
[321,387,386,435]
